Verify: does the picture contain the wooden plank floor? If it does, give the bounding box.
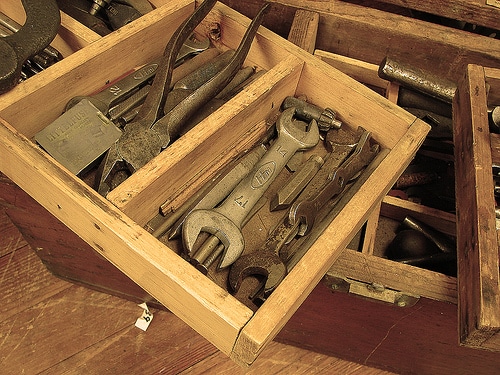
[0,207,394,374]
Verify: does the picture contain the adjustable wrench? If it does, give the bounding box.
[182,107,320,269]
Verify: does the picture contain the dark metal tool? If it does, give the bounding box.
[182,107,320,269]
[0,0,61,93]
[56,0,112,36]
[96,1,269,195]
[378,56,457,104]
[105,1,142,30]
[281,96,342,132]
[107,48,220,125]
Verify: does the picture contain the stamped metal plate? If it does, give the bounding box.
[34,99,122,175]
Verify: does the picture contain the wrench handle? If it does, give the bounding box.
[92,60,159,108]
[217,131,308,226]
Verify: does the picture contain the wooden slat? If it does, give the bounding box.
[363,0,500,31]
[287,9,319,53]
[453,64,500,349]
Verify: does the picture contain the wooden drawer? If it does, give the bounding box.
[316,49,458,304]
[0,0,429,366]
[453,65,500,351]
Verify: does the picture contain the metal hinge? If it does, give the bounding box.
[325,275,420,307]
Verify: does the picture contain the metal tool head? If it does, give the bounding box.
[182,209,244,269]
[175,33,211,66]
[0,0,60,93]
[277,107,320,151]
[228,251,287,302]
[95,0,218,194]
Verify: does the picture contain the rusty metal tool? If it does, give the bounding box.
[281,96,342,132]
[66,39,212,116]
[116,0,154,15]
[0,11,62,69]
[270,154,325,211]
[107,48,220,124]
[65,60,160,115]
[56,0,112,36]
[182,107,320,269]
[288,130,379,236]
[378,56,457,104]
[285,147,389,271]
[96,1,268,196]
[153,144,266,240]
[163,49,235,113]
[89,0,112,16]
[175,33,211,67]
[0,0,60,93]
[105,2,142,30]
[227,128,379,302]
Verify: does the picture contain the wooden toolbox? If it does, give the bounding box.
[0,0,429,367]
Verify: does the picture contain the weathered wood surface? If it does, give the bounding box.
[352,0,500,31]
[222,0,500,83]
[453,65,500,351]
[0,207,392,374]
[276,277,500,375]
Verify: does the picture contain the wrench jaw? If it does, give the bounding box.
[287,200,317,237]
[95,123,163,196]
[228,251,287,305]
[278,108,320,151]
[182,209,244,269]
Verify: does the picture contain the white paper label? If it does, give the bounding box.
[135,302,153,331]
[487,0,500,9]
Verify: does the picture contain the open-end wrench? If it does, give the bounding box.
[0,0,60,93]
[96,1,268,195]
[182,107,320,269]
[288,129,379,236]
[175,33,211,67]
[228,128,379,303]
[65,60,160,115]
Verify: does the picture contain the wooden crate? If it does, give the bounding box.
[0,0,429,366]
[453,64,500,351]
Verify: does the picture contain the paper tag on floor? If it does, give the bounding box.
[135,302,153,331]
[487,0,500,9]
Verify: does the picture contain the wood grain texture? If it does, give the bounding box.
[0,209,392,374]
[276,279,500,375]
[453,64,500,350]
[354,0,500,31]
[224,0,500,83]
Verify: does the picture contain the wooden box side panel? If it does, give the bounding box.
[276,281,500,375]
[0,177,161,307]
[453,64,500,349]
[0,116,253,356]
[364,0,500,31]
